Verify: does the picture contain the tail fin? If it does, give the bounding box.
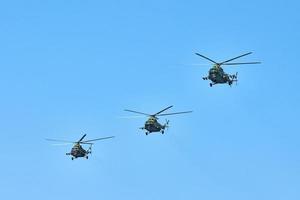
[234,72,238,85]
[229,72,238,86]
[87,145,93,155]
[164,119,169,130]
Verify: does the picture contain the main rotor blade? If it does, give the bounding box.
[157,111,193,116]
[183,64,211,66]
[124,109,151,116]
[82,136,115,143]
[78,134,87,143]
[118,115,146,119]
[51,142,74,146]
[154,105,173,116]
[222,62,261,65]
[220,52,252,65]
[195,53,218,64]
[80,142,94,145]
[46,138,75,143]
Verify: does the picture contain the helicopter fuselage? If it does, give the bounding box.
[67,143,90,160]
[205,65,237,86]
[142,117,167,135]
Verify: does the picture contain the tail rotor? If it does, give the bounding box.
[234,72,238,85]
[229,72,238,86]
[87,144,93,155]
[165,119,170,130]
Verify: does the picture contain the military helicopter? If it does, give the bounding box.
[124,105,192,135]
[195,52,261,87]
[46,134,114,160]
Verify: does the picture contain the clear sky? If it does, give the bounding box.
[0,0,299,199]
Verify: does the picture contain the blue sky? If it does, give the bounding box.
[0,0,299,199]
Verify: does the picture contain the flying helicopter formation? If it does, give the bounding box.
[46,51,261,160]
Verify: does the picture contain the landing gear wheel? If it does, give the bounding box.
[86,156,89,159]
[162,131,164,134]
[210,83,213,87]
[146,132,148,135]
[71,157,74,160]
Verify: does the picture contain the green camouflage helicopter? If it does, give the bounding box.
[195,52,261,87]
[46,134,114,160]
[124,105,192,135]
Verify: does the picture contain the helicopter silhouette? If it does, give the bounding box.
[124,105,192,135]
[195,52,261,87]
[46,134,114,160]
